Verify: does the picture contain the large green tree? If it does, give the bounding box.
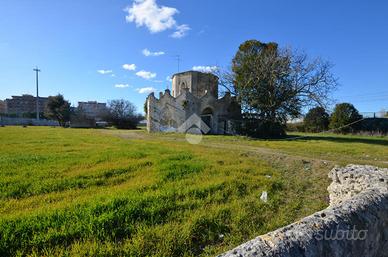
[45,94,71,127]
[330,103,363,133]
[229,40,338,137]
[304,106,330,132]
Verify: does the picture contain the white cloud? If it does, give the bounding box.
[142,48,165,57]
[124,0,190,38]
[192,66,218,73]
[97,69,113,74]
[125,0,178,33]
[166,76,172,82]
[136,87,156,94]
[170,24,190,39]
[122,63,136,71]
[136,70,156,79]
[115,84,130,88]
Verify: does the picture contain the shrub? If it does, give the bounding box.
[236,119,286,138]
[286,122,305,132]
[358,118,388,135]
[304,107,329,132]
[70,109,96,128]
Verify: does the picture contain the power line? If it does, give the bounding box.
[341,90,388,98]
[285,117,367,141]
[344,97,388,103]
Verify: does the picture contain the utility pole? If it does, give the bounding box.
[33,67,41,120]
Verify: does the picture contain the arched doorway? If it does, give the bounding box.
[201,107,213,133]
[179,82,188,95]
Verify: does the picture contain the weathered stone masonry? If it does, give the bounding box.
[147,71,241,134]
[219,165,388,257]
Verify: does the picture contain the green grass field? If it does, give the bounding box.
[0,127,387,256]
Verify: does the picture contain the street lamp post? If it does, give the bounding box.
[33,67,41,120]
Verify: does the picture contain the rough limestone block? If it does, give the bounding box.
[219,165,388,257]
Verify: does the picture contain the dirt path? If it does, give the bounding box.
[102,130,333,164]
[100,129,388,168]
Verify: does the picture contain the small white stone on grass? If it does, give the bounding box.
[260,191,268,202]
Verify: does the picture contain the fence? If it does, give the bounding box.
[288,111,388,124]
[360,112,388,118]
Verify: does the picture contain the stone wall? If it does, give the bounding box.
[146,88,240,134]
[172,71,218,98]
[0,117,59,126]
[219,165,388,257]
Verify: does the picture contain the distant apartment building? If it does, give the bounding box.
[4,95,48,115]
[77,101,107,120]
[0,100,7,114]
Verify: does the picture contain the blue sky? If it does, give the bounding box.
[1,0,387,114]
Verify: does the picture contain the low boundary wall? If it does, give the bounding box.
[219,165,388,257]
[0,117,59,126]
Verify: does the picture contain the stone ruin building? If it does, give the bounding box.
[146,70,241,134]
